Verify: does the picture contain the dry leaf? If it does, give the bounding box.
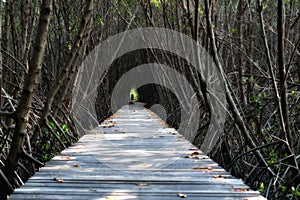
[214,175,223,179]
[190,152,200,156]
[186,151,200,159]
[106,123,114,127]
[232,187,249,192]
[189,147,198,150]
[53,178,64,183]
[178,193,187,198]
[186,155,197,159]
[136,183,149,186]
[60,156,70,160]
[73,164,80,167]
[100,122,114,128]
[162,122,169,126]
[193,166,213,171]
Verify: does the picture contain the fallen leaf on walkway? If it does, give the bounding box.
[191,152,200,156]
[232,187,249,192]
[73,164,80,167]
[185,151,200,159]
[100,122,115,128]
[60,156,70,160]
[178,193,187,198]
[214,175,223,179]
[193,166,213,171]
[189,147,198,150]
[53,178,64,183]
[106,123,115,127]
[162,122,169,126]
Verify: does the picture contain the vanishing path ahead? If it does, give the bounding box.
[10,104,265,199]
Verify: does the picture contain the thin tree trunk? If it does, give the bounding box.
[236,0,246,104]
[245,2,254,102]
[0,0,3,110]
[257,0,295,157]
[186,0,194,37]
[2,0,9,91]
[41,0,94,120]
[194,0,199,41]
[8,1,18,63]
[21,0,30,70]
[23,1,38,75]
[55,17,93,115]
[175,0,181,32]
[277,0,293,149]
[3,0,52,193]
[203,0,275,176]
[161,0,168,28]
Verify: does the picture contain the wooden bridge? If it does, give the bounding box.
[9,104,265,200]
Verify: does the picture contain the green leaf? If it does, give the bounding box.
[291,189,300,196]
[280,185,287,192]
[259,182,264,192]
[230,28,238,33]
[150,0,161,9]
[61,124,69,132]
[48,121,55,128]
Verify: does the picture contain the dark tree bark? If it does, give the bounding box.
[236,0,246,104]
[194,0,199,41]
[277,0,293,149]
[203,0,275,175]
[21,0,30,70]
[3,0,52,194]
[41,0,94,120]
[0,0,2,110]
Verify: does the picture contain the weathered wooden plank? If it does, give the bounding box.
[23,179,249,186]
[9,104,266,200]
[8,194,266,200]
[21,182,250,189]
[12,187,259,194]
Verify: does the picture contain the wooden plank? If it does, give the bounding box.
[9,104,266,200]
[8,194,266,200]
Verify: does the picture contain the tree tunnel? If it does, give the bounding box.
[95,48,209,142]
[73,28,226,153]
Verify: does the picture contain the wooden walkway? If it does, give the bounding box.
[9,104,265,200]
